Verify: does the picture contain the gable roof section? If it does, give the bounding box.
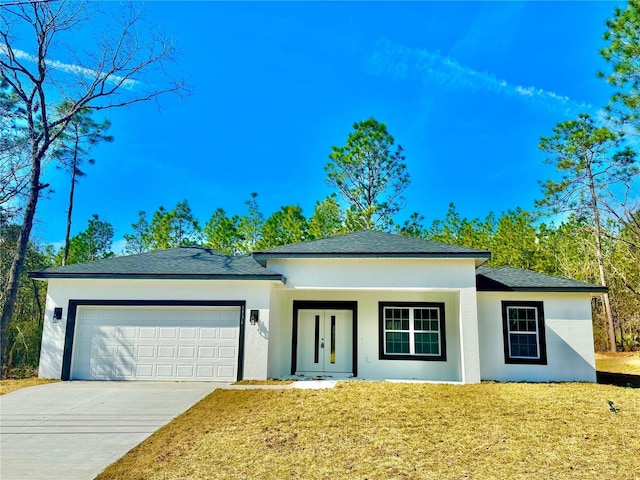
[476,266,607,293]
[29,246,285,281]
[253,230,491,265]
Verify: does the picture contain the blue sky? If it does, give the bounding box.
[29,1,622,250]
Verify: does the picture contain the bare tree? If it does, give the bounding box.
[52,104,113,266]
[0,78,31,221]
[0,0,185,375]
[537,113,638,352]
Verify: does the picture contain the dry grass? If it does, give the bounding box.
[596,352,640,375]
[233,379,294,385]
[0,377,58,396]
[96,382,640,480]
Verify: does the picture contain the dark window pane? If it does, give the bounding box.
[431,320,439,331]
[386,332,409,354]
[510,333,538,358]
[415,333,439,355]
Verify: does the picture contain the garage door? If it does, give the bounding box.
[71,305,241,381]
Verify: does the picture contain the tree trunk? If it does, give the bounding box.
[601,291,617,352]
[587,162,617,352]
[0,153,44,378]
[31,279,43,327]
[62,149,78,266]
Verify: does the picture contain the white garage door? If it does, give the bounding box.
[71,305,241,381]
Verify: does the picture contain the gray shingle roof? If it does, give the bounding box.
[476,266,607,293]
[29,246,285,281]
[30,237,602,294]
[253,230,490,263]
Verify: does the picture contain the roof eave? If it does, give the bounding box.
[476,286,608,293]
[28,272,286,283]
[253,252,491,264]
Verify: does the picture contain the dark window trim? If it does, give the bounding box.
[501,301,547,365]
[62,300,247,382]
[291,300,358,377]
[378,302,447,362]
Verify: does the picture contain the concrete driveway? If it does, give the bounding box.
[0,381,221,480]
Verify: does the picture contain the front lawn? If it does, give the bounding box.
[596,351,640,375]
[96,382,639,480]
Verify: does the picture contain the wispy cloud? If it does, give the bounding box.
[366,39,591,115]
[0,46,139,89]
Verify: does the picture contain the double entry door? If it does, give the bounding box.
[296,309,353,375]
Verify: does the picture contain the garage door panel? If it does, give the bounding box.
[179,328,196,339]
[156,364,174,377]
[197,365,214,378]
[157,345,176,358]
[136,364,154,377]
[178,346,196,358]
[199,328,217,339]
[220,328,237,340]
[137,345,155,358]
[94,326,116,338]
[139,327,157,339]
[71,306,241,381]
[198,346,215,358]
[114,363,134,377]
[176,365,194,377]
[118,327,137,339]
[159,328,177,339]
[219,346,237,358]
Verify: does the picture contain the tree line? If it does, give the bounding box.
[1,1,639,376]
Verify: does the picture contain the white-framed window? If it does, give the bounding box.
[379,302,446,361]
[501,301,547,365]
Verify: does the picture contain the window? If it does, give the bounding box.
[501,301,547,365]
[378,302,446,361]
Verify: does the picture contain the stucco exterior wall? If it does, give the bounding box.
[265,258,481,383]
[267,258,478,289]
[477,291,596,382]
[38,279,273,380]
[38,259,596,384]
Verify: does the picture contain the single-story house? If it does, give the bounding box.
[31,230,606,384]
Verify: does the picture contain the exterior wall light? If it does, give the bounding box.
[249,310,259,325]
[53,307,63,323]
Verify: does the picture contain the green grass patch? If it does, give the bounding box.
[0,378,58,396]
[96,382,639,480]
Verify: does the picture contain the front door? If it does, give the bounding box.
[296,310,352,375]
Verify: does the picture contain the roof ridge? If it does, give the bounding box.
[254,230,371,253]
[254,229,491,256]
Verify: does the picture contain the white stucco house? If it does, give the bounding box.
[31,230,606,384]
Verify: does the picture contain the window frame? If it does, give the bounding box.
[378,302,447,362]
[501,301,547,365]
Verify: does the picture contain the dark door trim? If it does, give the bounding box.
[291,300,358,377]
[61,300,246,381]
